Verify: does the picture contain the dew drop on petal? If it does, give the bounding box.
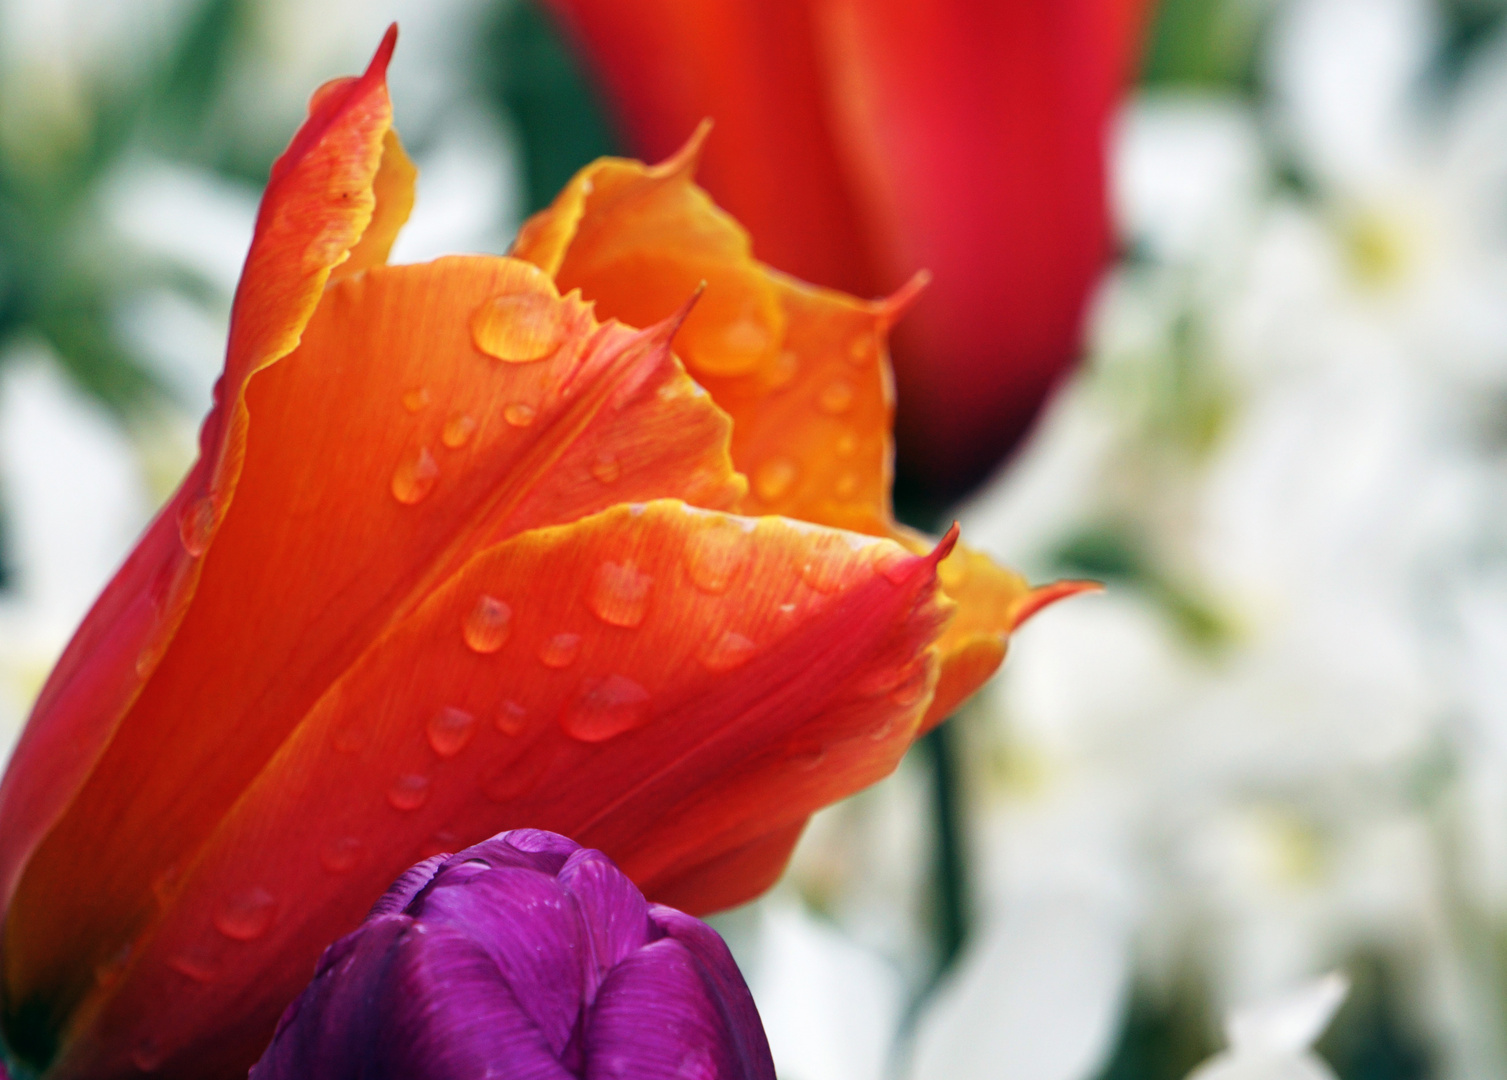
[463,595,512,654]
[684,521,751,594]
[387,774,431,811]
[590,451,621,484]
[391,447,439,504]
[818,380,854,415]
[835,432,858,458]
[427,707,477,758]
[320,836,363,873]
[213,887,277,941]
[847,335,873,365]
[875,549,916,586]
[441,414,477,449]
[496,700,528,735]
[698,631,758,673]
[177,495,215,557]
[402,387,431,413]
[891,667,930,708]
[769,349,799,388]
[472,292,567,363]
[132,1039,165,1072]
[588,561,652,627]
[561,674,652,742]
[483,751,553,803]
[835,473,859,499]
[800,556,847,595]
[793,745,828,771]
[539,632,582,668]
[503,402,537,427]
[753,458,797,502]
[167,953,217,983]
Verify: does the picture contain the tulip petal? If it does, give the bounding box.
[254,918,575,1080]
[331,129,418,284]
[0,30,400,915]
[514,143,896,535]
[559,849,656,992]
[49,501,950,1078]
[646,905,774,1080]
[585,937,772,1080]
[3,259,743,1058]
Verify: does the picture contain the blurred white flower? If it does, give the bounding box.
[0,350,152,763]
[1185,972,1347,1080]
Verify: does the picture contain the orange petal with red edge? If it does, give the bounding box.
[3,258,743,1049]
[513,137,898,535]
[45,502,953,1079]
[0,30,399,911]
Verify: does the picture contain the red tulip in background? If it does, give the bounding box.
[543,0,1151,499]
[0,30,1085,1080]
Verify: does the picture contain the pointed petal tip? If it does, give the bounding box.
[878,270,931,328]
[643,282,707,351]
[931,521,961,564]
[654,119,713,178]
[1008,578,1101,632]
[368,24,399,78]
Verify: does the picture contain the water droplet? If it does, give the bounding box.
[847,335,873,365]
[800,557,847,595]
[320,836,363,873]
[132,1038,165,1072]
[818,380,854,414]
[561,674,652,742]
[753,458,797,502]
[876,550,916,586]
[869,715,898,742]
[168,953,217,983]
[891,667,929,707]
[483,750,553,802]
[442,414,477,448]
[769,349,799,388]
[835,432,858,458]
[835,473,859,499]
[504,402,537,427]
[684,521,751,594]
[95,944,131,988]
[471,292,567,363]
[387,773,431,811]
[698,631,758,672]
[402,387,431,413]
[177,496,215,557]
[463,595,512,654]
[539,633,582,668]
[391,447,439,504]
[496,700,528,735]
[152,864,180,907]
[590,451,621,484]
[793,745,828,771]
[213,887,277,941]
[588,561,652,627]
[427,707,477,758]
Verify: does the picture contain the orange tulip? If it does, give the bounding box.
[543,0,1151,500]
[0,31,1082,1080]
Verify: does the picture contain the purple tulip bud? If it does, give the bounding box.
[251,829,775,1080]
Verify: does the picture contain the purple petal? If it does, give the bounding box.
[558,848,656,995]
[648,907,774,1080]
[368,854,448,917]
[253,916,412,1080]
[414,866,588,1056]
[584,938,775,1080]
[371,924,576,1080]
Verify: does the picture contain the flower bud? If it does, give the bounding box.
[251,830,775,1080]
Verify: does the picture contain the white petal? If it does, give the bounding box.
[1225,972,1350,1055]
[906,896,1130,1080]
